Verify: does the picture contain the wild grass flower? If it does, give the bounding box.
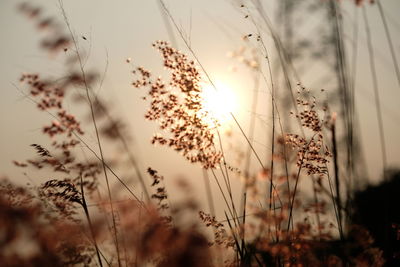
[132,41,222,169]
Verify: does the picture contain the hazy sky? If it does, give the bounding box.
[1,0,400,214]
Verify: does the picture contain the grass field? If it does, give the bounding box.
[1,0,399,266]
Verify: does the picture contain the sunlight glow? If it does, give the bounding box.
[200,81,237,129]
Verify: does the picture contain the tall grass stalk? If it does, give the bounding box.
[247,12,292,220]
[331,116,344,240]
[362,5,388,177]
[58,1,121,265]
[348,3,359,204]
[329,0,355,191]
[376,0,400,89]
[79,175,103,267]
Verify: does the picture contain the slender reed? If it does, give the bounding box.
[329,0,354,188]
[362,5,388,176]
[376,0,400,89]
[331,116,344,240]
[80,175,103,267]
[58,2,121,265]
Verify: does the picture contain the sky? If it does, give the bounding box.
[0,0,400,216]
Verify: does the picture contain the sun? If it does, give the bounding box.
[200,80,237,129]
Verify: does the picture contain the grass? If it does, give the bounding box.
[1,0,399,266]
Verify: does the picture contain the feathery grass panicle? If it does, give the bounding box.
[132,41,222,169]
